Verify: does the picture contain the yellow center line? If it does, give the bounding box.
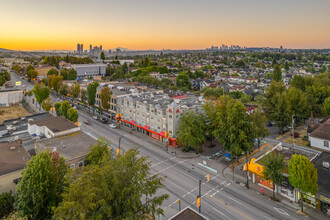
[208,195,254,220]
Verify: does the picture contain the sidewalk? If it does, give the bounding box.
[118,125,199,159]
[222,166,329,219]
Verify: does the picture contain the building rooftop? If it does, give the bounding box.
[0,140,31,176]
[169,207,208,220]
[28,116,78,133]
[313,151,330,197]
[310,118,330,141]
[34,131,96,161]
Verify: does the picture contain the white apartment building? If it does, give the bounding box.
[72,64,107,78]
[117,93,203,147]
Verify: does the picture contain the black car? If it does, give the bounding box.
[100,118,108,124]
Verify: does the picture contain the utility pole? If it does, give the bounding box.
[292,115,295,153]
[198,179,202,213]
[246,151,249,189]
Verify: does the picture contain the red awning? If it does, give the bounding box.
[130,120,136,125]
[143,125,150,130]
[159,131,165,137]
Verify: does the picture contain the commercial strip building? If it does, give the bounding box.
[244,143,330,214]
[72,64,107,78]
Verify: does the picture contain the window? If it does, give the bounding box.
[78,161,84,168]
[169,115,172,119]
[324,141,329,148]
[169,131,172,134]
[70,164,75,169]
[158,126,160,130]
[151,117,154,119]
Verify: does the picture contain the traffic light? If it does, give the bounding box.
[197,196,201,208]
[116,148,120,155]
[207,174,210,182]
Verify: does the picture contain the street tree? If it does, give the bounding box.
[33,83,50,105]
[60,101,71,118]
[0,191,14,219]
[87,82,99,112]
[323,97,330,116]
[15,150,67,220]
[85,138,111,166]
[262,152,286,200]
[288,154,318,212]
[42,97,52,112]
[272,93,291,134]
[54,102,62,116]
[47,75,53,89]
[176,111,206,151]
[68,68,77,80]
[67,107,79,123]
[176,72,191,90]
[59,83,69,96]
[71,83,80,99]
[250,108,270,148]
[80,89,87,105]
[287,87,310,123]
[272,64,282,82]
[26,65,34,74]
[47,68,59,76]
[27,70,38,80]
[60,69,68,80]
[53,148,168,219]
[51,75,63,93]
[100,87,112,112]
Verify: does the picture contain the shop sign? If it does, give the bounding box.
[320,195,330,204]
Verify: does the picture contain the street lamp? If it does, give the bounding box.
[118,135,128,155]
[197,174,210,213]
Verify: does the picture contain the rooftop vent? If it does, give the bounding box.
[322,161,329,169]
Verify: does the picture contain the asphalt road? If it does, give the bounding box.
[7,69,311,220]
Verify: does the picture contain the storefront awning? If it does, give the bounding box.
[130,120,136,125]
[159,131,165,137]
[143,125,150,130]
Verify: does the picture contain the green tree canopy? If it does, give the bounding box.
[27,70,38,80]
[47,68,59,76]
[0,191,14,219]
[100,87,112,111]
[288,154,318,212]
[60,101,71,118]
[26,65,34,74]
[67,107,79,123]
[33,83,50,105]
[176,72,191,90]
[251,108,270,148]
[60,69,68,80]
[15,150,67,220]
[68,68,77,80]
[71,83,80,98]
[59,83,69,96]
[54,102,62,116]
[323,97,330,116]
[85,138,111,166]
[53,148,168,219]
[287,87,310,123]
[176,111,206,151]
[51,75,63,93]
[87,82,99,107]
[42,97,52,112]
[100,52,105,60]
[262,152,285,200]
[272,64,282,82]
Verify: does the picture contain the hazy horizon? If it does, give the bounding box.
[1,0,330,51]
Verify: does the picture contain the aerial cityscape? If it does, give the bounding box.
[0,0,329,219]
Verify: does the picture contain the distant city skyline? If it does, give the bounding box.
[1,0,330,51]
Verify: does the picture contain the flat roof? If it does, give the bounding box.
[28,116,77,133]
[34,131,96,161]
[0,141,30,176]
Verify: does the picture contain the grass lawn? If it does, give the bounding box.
[0,105,31,123]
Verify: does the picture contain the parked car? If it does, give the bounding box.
[100,118,108,124]
[109,124,117,129]
[84,120,91,125]
[266,121,273,127]
[93,116,99,120]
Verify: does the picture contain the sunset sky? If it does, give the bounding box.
[1,0,330,51]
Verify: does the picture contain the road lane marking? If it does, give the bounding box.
[211,190,219,197]
[155,159,187,174]
[212,207,225,216]
[274,207,289,216]
[264,216,272,220]
[209,195,254,220]
[151,156,176,167]
[211,174,219,180]
[225,183,231,187]
[220,187,223,190]
[227,196,242,205]
[220,181,227,185]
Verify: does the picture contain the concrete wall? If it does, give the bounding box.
[0,90,23,107]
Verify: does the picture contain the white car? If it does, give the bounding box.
[109,124,117,129]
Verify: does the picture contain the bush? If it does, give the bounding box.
[0,191,14,218]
